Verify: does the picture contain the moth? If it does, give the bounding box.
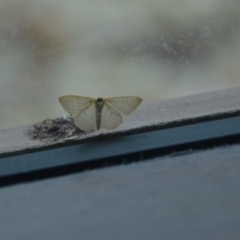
[59,95,142,130]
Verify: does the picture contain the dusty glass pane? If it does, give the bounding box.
[0,0,240,129]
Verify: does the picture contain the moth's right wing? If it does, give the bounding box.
[105,96,142,116]
[59,95,94,117]
[100,101,123,129]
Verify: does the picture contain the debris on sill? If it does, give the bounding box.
[28,117,92,142]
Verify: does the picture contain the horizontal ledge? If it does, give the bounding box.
[1,115,240,186]
[1,86,240,156]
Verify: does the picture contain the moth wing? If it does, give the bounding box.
[105,96,142,116]
[100,101,123,129]
[59,95,95,117]
[74,101,97,130]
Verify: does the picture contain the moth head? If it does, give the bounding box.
[97,98,103,103]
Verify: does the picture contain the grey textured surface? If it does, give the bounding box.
[1,144,240,240]
[1,86,240,155]
[1,115,240,179]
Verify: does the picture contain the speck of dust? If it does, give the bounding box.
[28,117,93,142]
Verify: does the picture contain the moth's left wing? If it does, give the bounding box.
[74,101,97,130]
[59,95,94,117]
[105,96,142,116]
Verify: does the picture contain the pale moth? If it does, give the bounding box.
[59,95,142,130]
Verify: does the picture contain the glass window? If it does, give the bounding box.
[1,0,240,129]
